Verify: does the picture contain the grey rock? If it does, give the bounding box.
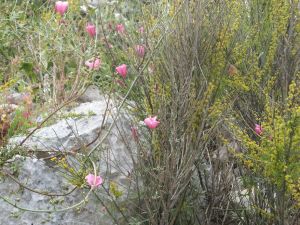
[4,97,136,225]
[77,85,105,103]
[6,92,31,106]
[9,101,108,152]
[0,157,115,225]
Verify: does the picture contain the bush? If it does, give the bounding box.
[0,0,299,225]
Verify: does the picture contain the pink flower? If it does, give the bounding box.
[86,23,96,37]
[85,174,103,188]
[116,24,125,34]
[116,64,127,78]
[135,45,145,58]
[138,26,144,34]
[255,124,263,135]
[85,58,101,70]
[144,116,160,129]
[55,1,68,16]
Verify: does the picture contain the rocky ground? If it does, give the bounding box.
[0,86,135,225]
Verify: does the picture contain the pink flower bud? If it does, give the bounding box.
[148,63,155,74]
[144,116,160,129]
[116,24,125,34]
[85,174,103,188]
[115,79,126,87]
[107,43,113,48]
[58,18,67,25]
[85,58,101,70]
[138,26,144,34]
[135,45,145,58]
[131,126,138,140]
[116,64,127,78]
[255,124,263,135]
[55,1,68,16]
[101,38,113,49]
[22,111,31,120]
[108,22,113,30]
[86,23,96,37]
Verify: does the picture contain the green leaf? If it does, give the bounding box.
[20,62,37,82]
